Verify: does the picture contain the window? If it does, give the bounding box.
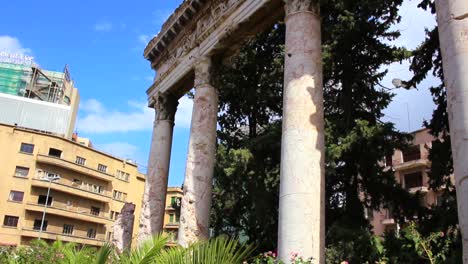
[14,166,29,177]
[170,196,181,208]
[385,154,393,167]
[167,231,176,242]
[33,219,47,231]
[9,191,24,202]
[436,195,444,206]
[63,224,74,235]
[19,143,34,154]
[404,171,423,189]
[403,145,421,162]
[91,206,101,216]
[113,191,127,201]
[48,148,62,158]
[38,195,52,206]
[3,216,19,227]
[75,156,86,166]
[72,178,81,186]
[97,164,107,173]
[116,170,130,181]
[110,211,120,220]
[169,214,174,223]
[87,228,96,239]
[81,182,103,194]
[107,231,113,241]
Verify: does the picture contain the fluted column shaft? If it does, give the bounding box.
[138,93,178,242]
[278,1,325,263]
[178,57,218,247]
[435,1,468,262]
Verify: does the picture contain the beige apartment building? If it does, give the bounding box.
[163,187,183,246]
[370,128,449,235]
[0,123,146,247]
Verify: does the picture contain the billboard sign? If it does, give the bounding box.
[0,51,35,65]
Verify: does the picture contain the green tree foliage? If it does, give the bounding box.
[0,236,254,264]
[210,0,424,256]
[405,0,461,261]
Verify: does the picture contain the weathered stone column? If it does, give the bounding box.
[138,93,178,242]
[435,1,468,261]
[178,57,218,247]
[278,1,325,263]
[112,203,135,253]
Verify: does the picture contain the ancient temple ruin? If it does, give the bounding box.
[138,0,468,263]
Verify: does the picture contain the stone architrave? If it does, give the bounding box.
[278,1,325,263]
[435,0,468,261]
[112,203,136,253]
[178,57,218,247]
[138,93,178,242]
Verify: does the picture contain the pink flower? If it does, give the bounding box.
[290,252,298,261]
[340,261,349,264]
[440,232,445,237]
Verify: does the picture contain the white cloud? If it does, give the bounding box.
[0,36,31,54]
[80,98,105,113]
[94,21,113,32]
[77,96,193,134]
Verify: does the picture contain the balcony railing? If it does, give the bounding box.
[21,228,105,246]
[32,177,111,203]
[36,154,115,182]
[25,202,111,225]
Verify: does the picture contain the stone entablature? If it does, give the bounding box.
[144,0,283,107]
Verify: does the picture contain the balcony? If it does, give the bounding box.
[25,203,112,225]
[36,154,114,182]
[31,177,111,203]
[21,228,105,247]
[408,186,429,194]
[393,159,429,171]
[382,218,395,225]
[164,222,180,229]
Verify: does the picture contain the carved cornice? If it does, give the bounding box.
[145,0,245,86]
[194,57,212,87]
[154,93,179,121]
[283,0,319,16]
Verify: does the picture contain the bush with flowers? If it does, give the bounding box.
[246,251,314,264]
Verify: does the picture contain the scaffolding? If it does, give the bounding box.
[0,62,72,105]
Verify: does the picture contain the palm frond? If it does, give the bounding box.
[94,243,114,264]
[119,234,168,264]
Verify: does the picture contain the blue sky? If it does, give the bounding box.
[0,0,438,187]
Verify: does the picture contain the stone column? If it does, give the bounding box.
[178,57,218,247]
[435,1,468,262]
[278,1,325,263]
[112,203,135,253]
[138,93,178,242]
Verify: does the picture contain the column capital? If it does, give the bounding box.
[194,56,212,87]
[153,92,178,121]
[283,0,319,16]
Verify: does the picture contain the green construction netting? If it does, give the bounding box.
[0,63,66,97]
